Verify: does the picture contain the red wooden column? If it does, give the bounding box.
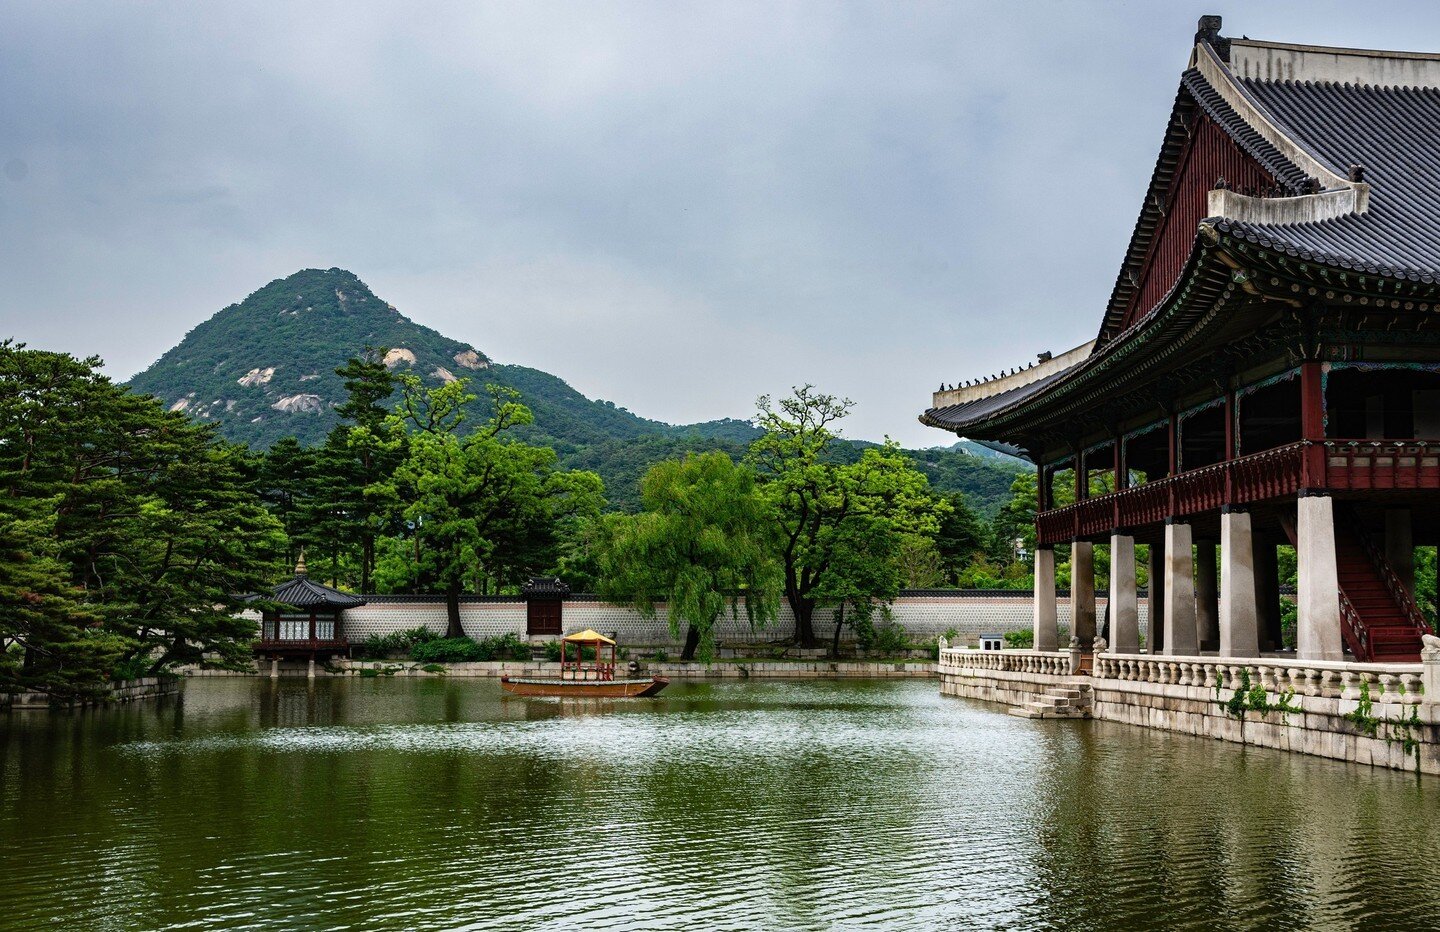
[1223,388,1236,503]
[1300,361,1326,487]
[1167,411,1179,515]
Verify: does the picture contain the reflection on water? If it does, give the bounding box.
[2,678,1438,930]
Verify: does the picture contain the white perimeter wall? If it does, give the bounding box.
[319,594,1151,648]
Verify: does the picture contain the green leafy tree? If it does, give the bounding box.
[594,452,781,660]
[812,513,904,656]
[747,386,948,647]
[0,341,283,698]
[371,376,604,635]
[934,491,990,584]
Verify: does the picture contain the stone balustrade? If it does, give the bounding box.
[938,648,1073,677]
[1091,652,1426,704]
[937,646,1440,774]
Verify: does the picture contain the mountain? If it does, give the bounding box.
[126,268,1023,512]
[128,268,753,450]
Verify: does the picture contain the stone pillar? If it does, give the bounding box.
[1148,537,1166,653]
[1297,495,1345,662]
[1110,533,1140,654]
[1072,541,1096,650]
[1163,521,1198,656]
[307,657,317,680]
[1034,546,1059,651]
[1195,539,1219,652]
[269,657,279,679]
[1386,508,1415,595]
[1219,509,1260,658]
[1254,531,1282,651]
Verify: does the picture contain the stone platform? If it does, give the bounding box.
[941,647,1440,775]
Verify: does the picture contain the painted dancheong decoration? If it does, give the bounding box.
[500,629,669,697]
[922,15,1440,664]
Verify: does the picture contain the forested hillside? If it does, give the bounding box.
[125,267,1024,513]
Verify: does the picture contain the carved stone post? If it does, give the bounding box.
[1422,635,1440,722]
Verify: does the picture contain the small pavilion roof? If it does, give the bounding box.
[271,575,367,610]
[259,553,366,610]
[560,629,615,645]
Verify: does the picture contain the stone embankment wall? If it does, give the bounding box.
[211,659,936,679]
[2,676,182,709]
[939,649,1440,775]
[313,591,1151,648]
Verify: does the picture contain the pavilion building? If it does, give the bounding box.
[252,553,366,665]
[922,17,1440,663]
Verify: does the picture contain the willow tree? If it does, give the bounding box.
[594,451,780,661]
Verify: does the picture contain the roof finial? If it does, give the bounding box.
[1194,16,1229,60]
[295,548,308,577]
[1348,164,1366,183]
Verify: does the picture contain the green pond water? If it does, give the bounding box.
[2,677,1439,931]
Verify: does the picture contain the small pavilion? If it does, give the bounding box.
[254,553,366,663]
[559,629,618,681]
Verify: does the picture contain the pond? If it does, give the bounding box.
[2,678,1438,930]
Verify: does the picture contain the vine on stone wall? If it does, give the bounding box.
[1216,668,1300,721]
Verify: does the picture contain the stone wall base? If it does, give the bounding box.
[3,676,182,709]
[941,669,1440,776]
[192,659,936,679]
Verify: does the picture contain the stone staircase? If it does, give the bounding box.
[1008,683,1092,719]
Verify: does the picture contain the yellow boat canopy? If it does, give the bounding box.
[560,629,616,645]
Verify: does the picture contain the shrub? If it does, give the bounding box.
[411,637,487,663]
[111,656,151,681]
[1280,597,1298,651]
[865,622,910,656]
[542,640,562,662]
[356,627,439,660]
[653,649,669,662]
[477,633,532,662]
[1004,630,1034,649]
[409,633,531,664]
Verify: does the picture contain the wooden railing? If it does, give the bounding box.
[1037,439,1440,544]
[1341,504,1434,645]
[1323,440,1440,490]
[1038,441,1305,544]
[255,637,350,651]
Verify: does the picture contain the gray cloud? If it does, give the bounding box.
[4,1,1439,445]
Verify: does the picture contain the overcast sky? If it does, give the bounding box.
[5,2,1440,446]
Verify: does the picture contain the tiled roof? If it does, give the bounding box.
[1182,70,1311,192]
[522,576,571,597]
[271,575,367,609]
[1217,79,1440,282]
[922,365,1081,436]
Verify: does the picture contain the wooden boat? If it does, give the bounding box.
[500,629,669,698]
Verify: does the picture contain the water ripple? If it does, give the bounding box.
[4,678,1440,931]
